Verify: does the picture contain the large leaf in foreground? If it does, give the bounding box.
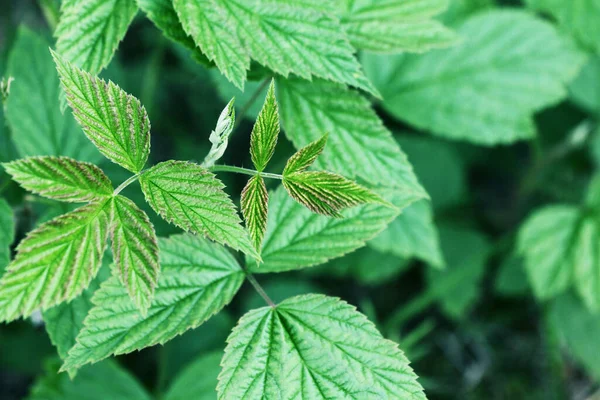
[62,234,244,371]
[55,0,137,74]
[53,52,151,173]
[140,160,257,258]
[248,186,398,273]
[4,157,113,203]
[110,196,160,316]
[0,202,109,322]
[218,294,425,399]
[5,27,99,162]
[363,10,586,145]
[276,77,426,200]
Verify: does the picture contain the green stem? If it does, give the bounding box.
[113,173,141,195]
[209,165,283,180]
[244,270,276,308]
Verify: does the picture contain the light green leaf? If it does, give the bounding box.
[165,351,221,400]
[175,0,377,95]
[62,234,244,371]
[363,10,586,145]
[0,201,110,323]
[28,359,151,400]
[55,0,138,74]
[218,294,425,399]
[53,52,151,173]
[241,175,268,252]
[549,293,600,381]
[276,77,426,202]
[340,0,458,53]
[518,205,580,301]
[369,199,444,268]
[0,199,14,274]
[201,99,235,168]
[248,186,398,273]
[250,80,279,172]
[43,263,110,363]
[570,54,600,114]
[173,0,250,89]
[139,160,258,259]
[4,157,113,203]
[5,27,99,162]
[427,226,490,319]
[282,171,386,217]
[110,196,160,316]
[283,134,328,176]
[525,0,600,53]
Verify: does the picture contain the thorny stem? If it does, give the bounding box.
[113,172,141,196]
[209,164,283,180]
[244,269,276,308]
[232,78,271,133]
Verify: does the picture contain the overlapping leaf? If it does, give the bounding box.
[53,52,151,173]
[137,0,197,52]
[5,28,99,162]
[62,234,244,371]
[139,160,258,258]
[340,0,457,53]
[4,157,113,203]
[0,202,109,322]
[218,294,425,399]
[241,175,268,251]
[276,77,426,204]
[248,186,398,273]
[174,0,377,94]
[363,10,586,145]
[55,0,138,74]
[110,196,160,316]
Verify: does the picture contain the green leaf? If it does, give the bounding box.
[363,10,586,145]
[282,171,386,217]
[570,54,600,114]
[250,80,279,172]
[174,0,377,95]
[248,186,398,273]
[518,205,580,301]
[218,294,425,399]
[62,234,244,371]
[137,0,198,52]
[173,0,250,89]
[525,0,600,53]
[28,359,151,400]
[427,225,490,319]
[43,263,110,364]
[53,51,151,173]
[0,201,110,322]
[276,77,426,201]
[241,175,268,251]
[283,134,328,175]
[110,196,160,316]
[201,99,235,168]
[4,157,113,203]
[0,199,14,274]
[5,27,100,162]
[55,0,138,74]
[494,254,529,297]
[340,0,458,53]
[369,199,444,268]
[139,160,258,259]
[164,351,222,400]
[549,293,600,381]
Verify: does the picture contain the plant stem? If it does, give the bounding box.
[244,270,276,308]
[113,173,141,195]
[233,78,271,132]
[209,165,283,180]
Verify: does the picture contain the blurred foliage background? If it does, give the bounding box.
[1,0,600,399]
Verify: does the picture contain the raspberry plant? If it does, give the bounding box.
[2,0,600,399]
